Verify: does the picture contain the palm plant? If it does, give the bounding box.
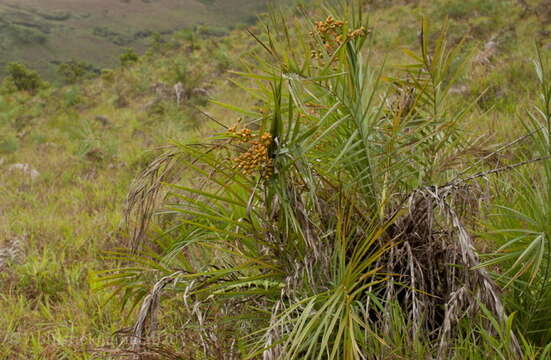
[98,2,533,359]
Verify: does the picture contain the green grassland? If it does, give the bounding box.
[0,21,259,358]
[0,0,550,359]
[0,0,274,79]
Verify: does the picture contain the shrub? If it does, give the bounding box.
[8,24,47,44]
[159,58,208,105]
[147,32,163,52]
[57,60,98,84]
[0,77,18,95]
[102,7,539,359]
[175,28,200,50]
[94,26,132,46]
[63,86,81,107]
[100,69,116,83]
[212,47,232,73]
[37,10,71,21]
[4,62,45,93]
[119,48,139,68]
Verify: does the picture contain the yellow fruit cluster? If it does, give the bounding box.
[311,16,345,58]
[348,27,368,40]
[310,16,369,60]
[314,16,346,35]
[229,127,274,180]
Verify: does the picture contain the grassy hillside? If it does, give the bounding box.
[0,0,550,359]
[0,0,275,79]
[0,20,259,358]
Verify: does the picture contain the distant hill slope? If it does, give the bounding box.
[0,0,274,79]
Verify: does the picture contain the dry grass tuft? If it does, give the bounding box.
[384,184,521,358]
[125,148,181,251]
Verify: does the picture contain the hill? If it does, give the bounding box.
[0,0,275,79]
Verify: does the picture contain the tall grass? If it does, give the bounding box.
[101,2,551,359]
[480,48,551,347]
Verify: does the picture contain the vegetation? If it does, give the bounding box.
[3,62,46,93]
[0,0,286,80]
[0,16,249,358]
[119,48,140,68]
[5,23,48,45]
[0,0,551,359]
[57,60,99,84]
[102,3,551,358]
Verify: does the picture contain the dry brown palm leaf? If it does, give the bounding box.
[383,184,521,359]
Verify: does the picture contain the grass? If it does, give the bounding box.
[0,27,259,359]
[0,0,550,359]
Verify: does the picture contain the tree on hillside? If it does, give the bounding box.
[4,62,45,93]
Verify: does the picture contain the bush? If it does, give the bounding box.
[57,60,99,84]
[147,32,164,52]
[100,69,116,83]
[8,24,47,44]
[104,9,541,359]
[94,26,132,46]
[4,62,45,93]
[212,48,232,73]
[63,86,81,107]
[0,77,18,95]
[37,10,71,21]
[119,48,139,67]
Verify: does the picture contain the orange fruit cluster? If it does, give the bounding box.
[311,16,345,58]
[310,16,369,60]
[229,127,274,180]
[348,27,368,40]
